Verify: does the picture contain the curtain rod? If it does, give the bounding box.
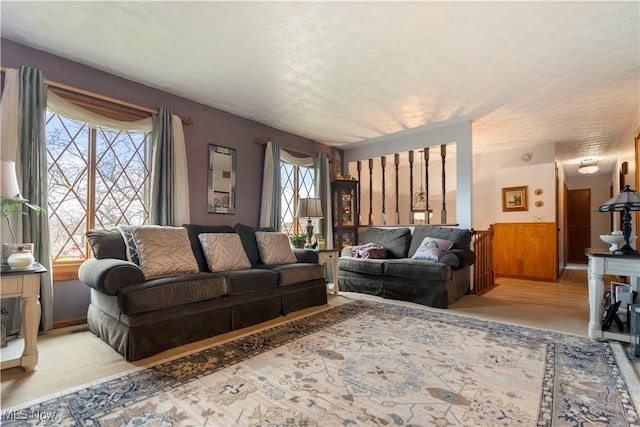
[255,138,315,158]
[1,66,194,126]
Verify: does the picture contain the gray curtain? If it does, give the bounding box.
[18,66,53,331]
[259,140,281,229]
[314,153,334,248]
[150,107,174,225]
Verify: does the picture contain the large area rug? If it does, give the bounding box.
[4,300,640,426]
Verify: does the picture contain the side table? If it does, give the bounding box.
[316,249,340,295]
[1,262,46,371]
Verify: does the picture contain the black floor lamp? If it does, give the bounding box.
[597,185,640,255]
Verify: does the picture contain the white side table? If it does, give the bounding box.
[586,249,640,342]
[316,249,340,295]
[1,262,45,371]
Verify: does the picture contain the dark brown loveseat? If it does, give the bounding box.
[79,223,327,361]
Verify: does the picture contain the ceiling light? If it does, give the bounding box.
[578,159,599,175]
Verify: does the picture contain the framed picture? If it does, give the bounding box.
[502,186,528,212]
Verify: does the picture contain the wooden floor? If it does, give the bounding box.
[486,275,588,311]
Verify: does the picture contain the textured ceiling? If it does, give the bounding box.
[1,1,638,175]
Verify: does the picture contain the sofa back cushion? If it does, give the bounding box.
[408,226,473,258]
[130,226,200,280]
[198,233,251,272]
[234,223,276,266]
[86,229,127,260]
[255,231,297,265]
[183,224,234,271]
[362,227,411,259]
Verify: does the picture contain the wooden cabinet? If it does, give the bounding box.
[332,180,359,249]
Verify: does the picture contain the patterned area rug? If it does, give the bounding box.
[4,300,640,426]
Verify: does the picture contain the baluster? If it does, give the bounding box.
[409,150,414,224]
[357,161,362,225]
[368,158,373,225]
[424,148,430,224]
[380,156,386,224]
[394,153,400,224]
[441,144,447,224]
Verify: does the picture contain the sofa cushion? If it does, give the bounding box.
[183,224,234,271]
[408,226,473,258]
[268,263,325,286]
[221,269,279,295]
[255,231,297,265]
[338,257,386,276]
[383,259,451,281]
[130,226,200,280]
[117,272,227,315]
[234,223,276,266]
[117,225,141,265]
[86,228,127,260]
[352,243,387,259]
[198,233,251,272]
[362,227,411,258]
[411,237,454,261]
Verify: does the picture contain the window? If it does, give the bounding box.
[279,160,315,235]
[46,111,151,279]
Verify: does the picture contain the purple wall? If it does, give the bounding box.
[1,39,337,326]
[1,38,336,227]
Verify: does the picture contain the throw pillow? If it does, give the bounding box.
[255,231,297,265]
[411,237,454,262]
[86,228,127,260]
[198,233,251,272]
[351,243,387,259]
[117,225,140,265]
[130,226,200,280]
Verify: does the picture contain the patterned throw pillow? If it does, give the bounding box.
[351,243,387,259]
[130,226,200,280]
[411,237,454,261]
[255,232,297,265]
[117,225,140,265]
[198,233,251,272]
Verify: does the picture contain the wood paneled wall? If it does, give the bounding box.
[493,222,558,282]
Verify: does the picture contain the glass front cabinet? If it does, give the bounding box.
[332,179,359,249]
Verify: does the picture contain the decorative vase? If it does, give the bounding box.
[7,248,34,269]
[2,243,34,264]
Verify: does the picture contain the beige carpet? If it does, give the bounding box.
[5,300,639,426]
[1,281,595,409]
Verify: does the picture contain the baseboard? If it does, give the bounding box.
[53,317,87,329]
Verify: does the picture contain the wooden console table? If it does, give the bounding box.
[586,249,640,342]
[0,263,46,371]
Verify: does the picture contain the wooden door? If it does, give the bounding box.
[567,189,591,263]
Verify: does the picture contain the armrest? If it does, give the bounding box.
[78,258,145,296]
[341,246,355,257]
[439,249,476,269]
[292,248,318,263]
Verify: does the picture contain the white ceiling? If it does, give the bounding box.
[1,1,638,175]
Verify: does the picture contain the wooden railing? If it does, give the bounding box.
[472,225,495,295]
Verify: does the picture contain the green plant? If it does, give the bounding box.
[1,196,45,243]
[289,233,307,248]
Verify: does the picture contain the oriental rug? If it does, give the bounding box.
[4,300,640,426]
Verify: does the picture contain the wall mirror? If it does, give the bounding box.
[208,144,236,214]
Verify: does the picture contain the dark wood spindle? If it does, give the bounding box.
[441,144,447,224]
[368,158,374,225]
[394,153,400,224]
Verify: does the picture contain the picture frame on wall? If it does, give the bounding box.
[502,185,528,212]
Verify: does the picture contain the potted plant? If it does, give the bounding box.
[289,233,307,249]
[1,196,44,264]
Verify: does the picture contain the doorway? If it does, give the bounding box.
[567,189,591,263]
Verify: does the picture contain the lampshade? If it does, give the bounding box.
[597,185,640,212]
[578,159,599,175]
[597,185,640,255]
[0,160,22,199]
[296,198,323,219]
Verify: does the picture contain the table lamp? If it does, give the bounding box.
[597,185,640,255]
[296,198,323,248]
